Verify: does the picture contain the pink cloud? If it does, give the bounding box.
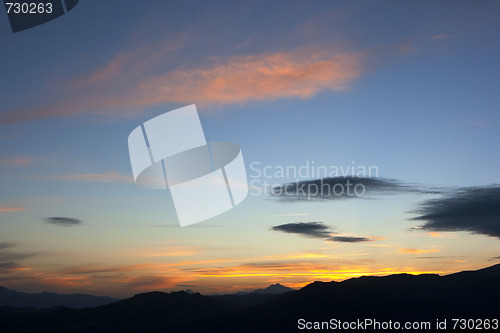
[44,171,132,183]
[0,47,363,125]
[132,49,364,107]
[0,206,25,213]
[0,157,33,166]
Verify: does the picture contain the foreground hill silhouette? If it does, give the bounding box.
[213,282,294,305]
[0,264,499,332]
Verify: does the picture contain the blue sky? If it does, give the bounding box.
[0,1,499,296]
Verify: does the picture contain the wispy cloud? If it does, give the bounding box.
[398,248,440,255]
[186,261,444,282]
[115,275,183,291]
[411,185,500,239]
[0,156,33,166]
[0,206,24,213]
[430,34,451,40]
[0,46,363,125]
[43,217,82,227]
[466,120,492,128]
[0,242,35,273]
[271,222,374,243]
[134,49,363,106]
[424,232,459,239]
[0,242,16,250]
[269,213,309,217]
[0,251,36,261]
[62,263,159,275]
[140,246,203,257]
[0,262,30,273]
[43,171,132,184]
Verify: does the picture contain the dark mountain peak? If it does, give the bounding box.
[131,291,167,299]
[251,283,294,295]
[304,280,336,287]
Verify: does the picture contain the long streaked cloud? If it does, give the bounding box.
[43,171,132,184]
[430,34,451,40]
[0,156,33,166]
[140,246,203,257]
[0,206,24,213]
[134,49,363,106]
[0,242,35,273]
[0,251,36,261]
[0,47,363,125]
[0,250,453,296]
[43,217,82,227]
[270,177,438,201]
[398,248,440,255]
[0,242,16,250]
[0,262,21,273]
[62,263,159,275]
[271,222,374,243]
[185,261,444,281]
[411,186,500,239]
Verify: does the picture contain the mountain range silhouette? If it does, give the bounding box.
[0,264,499,332]
[0,286,118,309]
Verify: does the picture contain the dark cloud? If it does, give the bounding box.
[269,177,437,201]
[271,222,373,243]
[0,242,16,250]
[0,242,35,273]
[489,256,500,261]
[44,217,82,227]
[0,262,20,272]
[330,236,371,243]
[271,222,331,238]
[0,251,36,261]
[411,186,500,239]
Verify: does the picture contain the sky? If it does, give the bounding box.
[0,0,499,297]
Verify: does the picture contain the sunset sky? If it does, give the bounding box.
[1,1,499,298]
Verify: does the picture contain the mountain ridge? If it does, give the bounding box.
[0,286,119,309]
[0,264,499,332]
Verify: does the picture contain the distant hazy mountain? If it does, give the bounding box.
[0,264,499,332]
[0,290,239,333]
[214,283,294,305]
[0,286,119,309]
[248,283,294,295]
